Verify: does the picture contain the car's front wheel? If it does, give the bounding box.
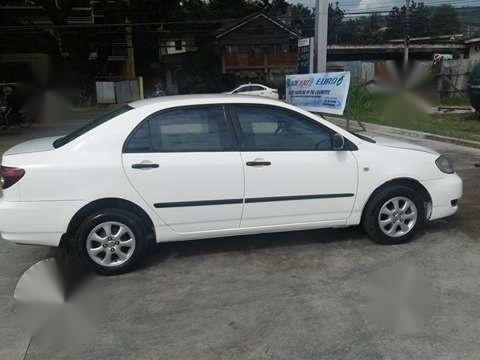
[73,209,149,275]
[362,185,426,245]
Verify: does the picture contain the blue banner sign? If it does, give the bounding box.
[286,72,351,115]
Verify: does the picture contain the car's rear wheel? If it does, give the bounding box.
[73,209,148,275]
[362,185,426,245]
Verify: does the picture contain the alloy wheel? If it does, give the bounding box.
[86,221,136,267]
[378,196,418,238]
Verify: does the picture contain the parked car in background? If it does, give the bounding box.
[226,83,279,99]
[0,95,462,275]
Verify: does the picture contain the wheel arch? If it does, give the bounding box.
[360,177,433,223]
[60,197,156,250]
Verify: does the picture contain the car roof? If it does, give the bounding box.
[129,94,279,109]
[238,83,266,87]
[237,84,269,89]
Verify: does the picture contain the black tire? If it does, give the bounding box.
[362,185,426,245]
[72,208,149,275]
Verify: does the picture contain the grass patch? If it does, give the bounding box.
[345,88,480,142]
[435,96,471,107]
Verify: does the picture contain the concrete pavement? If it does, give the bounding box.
[1,123,480,360]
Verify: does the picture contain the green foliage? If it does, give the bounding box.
[437,96,471,107]
[208,0,260,19]
[335,2,461,44]
[347,89,480,142]
[176,44,234,94]
[177,0,313,34]
[288,3,314,35]
[431,5,460,36]
[328,3,345,44]
[347,87,375,116]
[385,2,432,40]
[335,14,384,44]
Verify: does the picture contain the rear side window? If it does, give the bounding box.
[53,105,132,148]
[124,105,236,152]
[125,121,150,152]
[233,105,333,151]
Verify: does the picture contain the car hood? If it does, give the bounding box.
[371,135,439,155]
[3,136,61,156]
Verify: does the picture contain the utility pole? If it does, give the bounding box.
[403,0,411,77]
[315,0,328,73]
[126,17,136,79]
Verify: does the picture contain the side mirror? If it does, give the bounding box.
[332,133,345,150]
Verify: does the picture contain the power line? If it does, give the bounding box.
[0,18,235,31]
[336,0,478,13]
[1,4,478,32]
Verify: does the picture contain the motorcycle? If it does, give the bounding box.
[0,85,32,130]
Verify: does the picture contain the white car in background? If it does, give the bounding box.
[0,95,462,275]
[227,83,279,99]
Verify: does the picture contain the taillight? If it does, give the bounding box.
[0,166,25,190]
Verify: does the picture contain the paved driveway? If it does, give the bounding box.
[1,127,480,360]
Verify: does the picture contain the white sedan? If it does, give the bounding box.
[0,95,462,275]
[226,84,279,99]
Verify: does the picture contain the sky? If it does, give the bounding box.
[287,0,480,13]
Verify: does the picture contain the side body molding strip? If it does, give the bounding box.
[154,193,354,208]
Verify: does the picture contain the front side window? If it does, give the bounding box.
[233,105,333,151]
[249,86,264,91]
[124,106,235,152]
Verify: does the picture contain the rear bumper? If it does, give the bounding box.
[422,174,463,221]
[0,199,86,247]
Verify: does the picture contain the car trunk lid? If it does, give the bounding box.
[3,136,60,156]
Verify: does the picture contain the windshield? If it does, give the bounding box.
[349,131,376,143]
[53,105,133,148]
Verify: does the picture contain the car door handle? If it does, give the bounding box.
[132,163,159,169]
[246,161,271,167]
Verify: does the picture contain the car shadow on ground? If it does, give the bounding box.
[140,216,464,272]
[141,226,367,270]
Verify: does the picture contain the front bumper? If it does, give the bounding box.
[422,174,463,221]
[0,199,86,247]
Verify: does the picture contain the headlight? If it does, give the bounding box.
[435,155,454,174]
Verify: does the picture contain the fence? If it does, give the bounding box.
[439,59,478,97]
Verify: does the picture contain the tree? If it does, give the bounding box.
[384,2,432,40]
[288,3,314,35]
[208,0,259,19]
[385,2,432,40]
[31,0,96,103]
[335,14,384,45]
[176,0,210,20]
[431,4,460,36]
[261,0,289,17]
[328,2,345,44]
[411,3,431,37]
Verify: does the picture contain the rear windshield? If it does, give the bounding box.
[53,105,133,148]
